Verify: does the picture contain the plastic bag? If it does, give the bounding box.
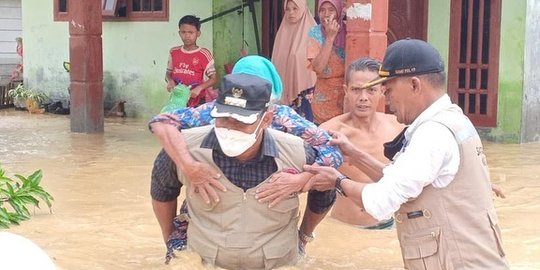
[160,84,190,113]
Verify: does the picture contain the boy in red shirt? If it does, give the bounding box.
[166,15,216,107]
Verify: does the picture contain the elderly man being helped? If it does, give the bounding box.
[151,72,322,269]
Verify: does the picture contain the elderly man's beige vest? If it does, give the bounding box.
[178,126,307,270]
[394,105,509,269]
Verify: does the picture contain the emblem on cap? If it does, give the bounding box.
[224,87,247,108]
[231,87,243,98]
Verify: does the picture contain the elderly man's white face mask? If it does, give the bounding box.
[214,113,266,157]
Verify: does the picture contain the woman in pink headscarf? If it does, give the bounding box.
[307,0,346,124]
[271,0,317,120]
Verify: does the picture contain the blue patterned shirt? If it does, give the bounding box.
[149,101,343,168]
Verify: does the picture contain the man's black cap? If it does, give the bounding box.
[362,38,445,89]
[211,73,271,124]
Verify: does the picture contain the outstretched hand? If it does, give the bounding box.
[302,164,342,192]
[328,131,358,161]
[255,171,310,207]
[183,161,226,204]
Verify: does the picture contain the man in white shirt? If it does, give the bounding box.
[304,38,509,269]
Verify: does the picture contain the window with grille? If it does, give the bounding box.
[53,0,69,21]
[448,0,501,127]
[54,0,168,21]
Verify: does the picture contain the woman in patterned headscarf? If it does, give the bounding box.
[307,0,346,124]
[271,0,317,121]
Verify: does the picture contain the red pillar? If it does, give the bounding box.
[69,0,103,133]
[345,0,388,111]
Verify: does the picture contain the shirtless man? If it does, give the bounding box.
[320,57,404,228]
[321,57,505,228]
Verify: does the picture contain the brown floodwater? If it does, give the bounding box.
[1,108,539,270]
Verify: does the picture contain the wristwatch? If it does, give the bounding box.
[298,230,315,243]
[335,175,348,197]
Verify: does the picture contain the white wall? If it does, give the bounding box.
[522,0,540,142]
[21,0,213,117]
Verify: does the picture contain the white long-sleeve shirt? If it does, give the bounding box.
[362,94,460,221]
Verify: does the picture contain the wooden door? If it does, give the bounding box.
[384,0,428,112]
[448,0,501,127]
[261,0,285,58]
[388,0,428,43]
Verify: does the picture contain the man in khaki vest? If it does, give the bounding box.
[153,73,324,269]
[304,39,509,269]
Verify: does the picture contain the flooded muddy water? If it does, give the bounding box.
[1,108,539,270]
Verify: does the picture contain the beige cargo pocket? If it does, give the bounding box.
[185,189,218,211]
[188,236,218,265]
[270,196,298,213]
[401,227,443,270]
[487,209,506,257]
[267,196,299,227]
[263,243,298,270]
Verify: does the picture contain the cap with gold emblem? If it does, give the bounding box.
[211,73,272,124]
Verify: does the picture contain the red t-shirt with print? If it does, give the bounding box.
[167,46,215,107]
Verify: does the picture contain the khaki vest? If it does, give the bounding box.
[179,126,307,270]
[394,105,509,270]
